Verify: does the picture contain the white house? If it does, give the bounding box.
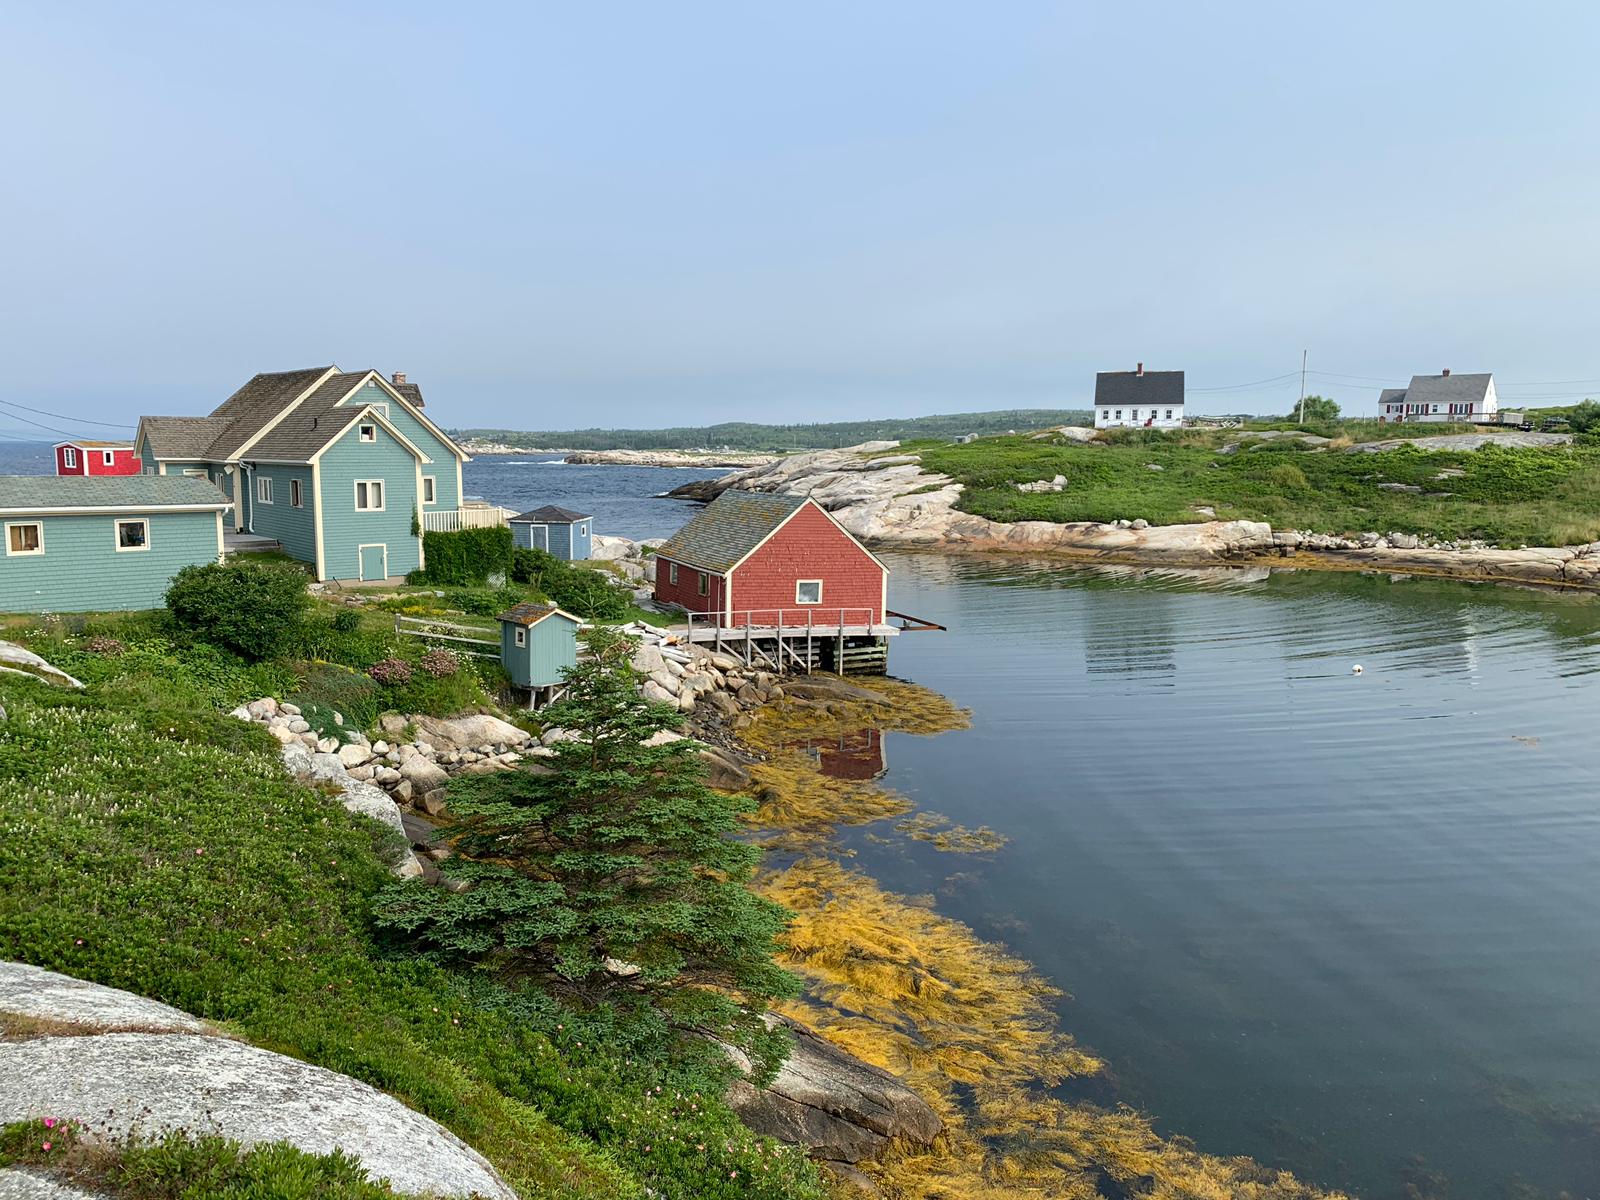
[1094,363,1185,429]
[1378,370,1498,423]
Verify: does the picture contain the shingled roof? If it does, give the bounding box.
[0,474,230,513]
[246,372,384,461]
[510,505,590,523]
[1391,372,1495,407]
[139,416,234,461]
[655,490,811,574]
[497,602,582,627]
[1094,369,1185,409]
[204,367,335,460]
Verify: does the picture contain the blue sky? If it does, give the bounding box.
[3,2,1599,436]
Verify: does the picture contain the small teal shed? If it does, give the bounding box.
[509,506,593,560]
[0,475,231,614]
[497,602,583,706]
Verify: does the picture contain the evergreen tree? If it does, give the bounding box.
[375,628,797,1057]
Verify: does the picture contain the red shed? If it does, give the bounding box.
[655,490,888,629]
[55,440,141,476]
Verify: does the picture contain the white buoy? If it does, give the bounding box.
[1352,664,1364,674]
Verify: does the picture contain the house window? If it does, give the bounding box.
[578,523,587,537]
[668,562,679,586]
[5,522,43,556]
[796,579,823,605]
[182,468,208,479]
[1130,409,1139,420]
[514,626,527,648]
[422,476,437,504]
[1114,410,1123,420]
[102,451,115,467]
[355,480,385,511]
[359,423,377,443]
[62,447,77,469]
[1165,409,1174,420]
[256,476,273,504]
[369,402,389,418]
[115,519,149,551]
[697,571,708,596]
[289,479,303,508]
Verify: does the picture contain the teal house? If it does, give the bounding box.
[134,367,470,582]
[0,475,231,613]
[497,602,582,705]
[509,506,593,561]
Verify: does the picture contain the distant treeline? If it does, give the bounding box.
[451,409,1094,452]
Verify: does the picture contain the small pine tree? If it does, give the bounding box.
[375,627,797,1059]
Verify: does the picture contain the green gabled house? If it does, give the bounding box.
[0,475,231,613]
[134,368,470,582]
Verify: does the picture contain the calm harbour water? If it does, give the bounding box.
[10,445,1597,1197]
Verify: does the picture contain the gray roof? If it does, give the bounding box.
[497,602,581,627]
[1094,369,1185,408]
[138,367,457,466]
[1394,372,1494,407]
[0,474,230,513]
[139,416,233,461]
[510,505,590,524]
[656,490,810,573]
[1379,388,1407,405]
[247,372,378,461]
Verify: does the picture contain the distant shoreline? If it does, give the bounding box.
[461,443,776,469]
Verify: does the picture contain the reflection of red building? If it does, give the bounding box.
[812,728,887,781]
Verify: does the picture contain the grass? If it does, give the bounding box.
[0,659,826,1200]
[903,430,1600,547]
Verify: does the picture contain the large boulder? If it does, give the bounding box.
[0,1169,104,1197]
[0,642,83,690]
[0,966,517,1199]
[726,1015,941,1165]
[399,756,450,794]
[409,714,530,752]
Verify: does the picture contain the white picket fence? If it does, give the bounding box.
[422,505,517,533]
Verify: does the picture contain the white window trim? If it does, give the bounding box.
[422,475,437,505]
[358,423,377,443]
[514,626,527,648]
[577,522,587,536]
[354,479,386,512]
[182,468,208,479]
[102,450,115,467]
[369,402,389,418]
[256,476,273,504]
[668,562,678,586]
[289,479,303,508]
[5,521,44,557]
[697,571,708,596]
[114,518,150,552]
[357,542,388,580]
[795,579,824,605]
[62,447,77,469]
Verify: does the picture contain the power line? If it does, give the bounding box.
[1188,372,1301,393]
[0,398,133,430]
[0,401,110,440]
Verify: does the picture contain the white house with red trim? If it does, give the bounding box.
[55,440,141,476]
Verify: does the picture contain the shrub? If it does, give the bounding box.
[165,560,308,660]
[1266,463,1310,491]
[441,585,525,617]
[420,649,459,678]
[332,609,362,633]
[83,636,124,656]
[513,548,631,620]
[418,527,515,586]
[368,658,414,686]
[289,664,382,731]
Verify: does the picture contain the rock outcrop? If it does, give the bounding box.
[0,642,83,690]
[725,1015,942,1166]
[0,964,517,1200]
[669,441,1600,589]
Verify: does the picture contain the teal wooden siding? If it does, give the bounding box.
[248,465,316,562]
[316,421,421,582]
[336,381,460,509]
[511,522,549,552]
[0,510,220,614]
[499,614,579,688]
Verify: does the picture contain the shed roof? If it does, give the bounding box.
[55,439,133,449]
[510,505,591,524]
[655,490,812,574]
[1094,369,1185,408]
[497,602,582,627]
[0,474,231,513]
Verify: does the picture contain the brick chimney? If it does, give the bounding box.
[392,372,407,386]
[1136,362,1144,377]
[1441,368,1451,377]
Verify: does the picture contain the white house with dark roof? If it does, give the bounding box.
[1378,370,1499,423]
[1094,363,1185,429]
[134,367,470,583]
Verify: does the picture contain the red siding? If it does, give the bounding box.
[653,557,728,616]
[728,503,884,626]
[55,445,140,476]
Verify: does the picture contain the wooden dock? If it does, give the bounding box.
[682,608,899,675]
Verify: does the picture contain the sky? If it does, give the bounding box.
[3,1,1599,438]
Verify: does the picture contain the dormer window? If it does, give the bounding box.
[359,423,377,443]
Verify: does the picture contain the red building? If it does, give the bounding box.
[654,490,887,628]
[55,440,141,476]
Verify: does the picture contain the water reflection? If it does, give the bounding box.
[789,727,887,781]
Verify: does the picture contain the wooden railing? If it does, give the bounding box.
[422,505,516,533]
[684,608,878,636]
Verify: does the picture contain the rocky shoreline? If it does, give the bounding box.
[666,441,1600,591]
[456,443,776,469]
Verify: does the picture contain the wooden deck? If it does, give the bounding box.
[679,608,899,674]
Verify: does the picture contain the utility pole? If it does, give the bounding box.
[1297,349,1308,424]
